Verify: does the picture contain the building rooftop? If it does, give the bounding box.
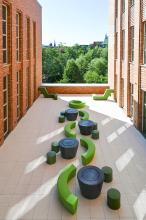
[0,95,146,220]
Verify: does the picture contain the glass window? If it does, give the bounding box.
[143,22,146,64]
[26,18,30,60]
[122,0,125,13]
[122,30,125,60]
[16,13,21,62]
[131,26,134,62]
[2,5,8,64]
[16,71,21,120]
[3,76,9,136]
[130,0,135,7]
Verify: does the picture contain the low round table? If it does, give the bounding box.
[65,109,78,121]
[77,166,104,199]
[59,138,79,159]
[78,120,95,135]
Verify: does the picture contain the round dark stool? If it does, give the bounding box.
[59,138,79,159]
[65,109,78,121]
[46,151,56,165]
[78,120,95,135]
[91,130,99,140]
[102,166,113,183]
[107,188,121,210]
[58,115,65,123]
[77,166,104,199]
[51,141,60,153]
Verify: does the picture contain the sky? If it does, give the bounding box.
[37,0,109,46]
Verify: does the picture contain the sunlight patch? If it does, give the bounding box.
[25,156,46,174]
[115,148,134,172]
[37,127,64,144]
[6,176,58,220]
[134,189,146,220]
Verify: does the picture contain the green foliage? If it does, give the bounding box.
[42,44,108,83]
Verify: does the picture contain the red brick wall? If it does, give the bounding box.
[0,0,42,145]
[108,0,146,131]
[44,85,109,94]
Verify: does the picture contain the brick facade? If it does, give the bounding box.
[0,0,42,145]
[108,0,146,133]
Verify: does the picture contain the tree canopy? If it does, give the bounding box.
[42,44,108,83]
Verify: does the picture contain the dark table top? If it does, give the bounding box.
[77,166,104,185]
[65,108,78,114]
[78,120,94,127]
[59,138,79,149]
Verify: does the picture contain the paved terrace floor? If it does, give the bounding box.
[0,95,146,220]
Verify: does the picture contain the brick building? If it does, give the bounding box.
[108,0,146,135]
[0,0,42,144]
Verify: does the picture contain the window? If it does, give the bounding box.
[2,5,8,64]
[33,22,36,58]
[143,92,146,133]
[33,64,36,101]
[122,30,125,60]
[143,22,146,64]
[122,0,125,13]
[115,33,118,59]
[131,26,134,62]
[3,76,9,136]
[130,0,135,7]
[16,71,21,120]
[130,84,134,118]
[16,13,21,62]
[26,18,30,60]
[115,0,118,18]
[26,67,29,109]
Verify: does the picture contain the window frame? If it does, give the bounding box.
[16,12,21,62]
[131,26,134,62]
[2,4,8,64]
[3,75,9,136]
[143,22,146,65]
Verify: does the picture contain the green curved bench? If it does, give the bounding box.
[38,86,58,100]
[64,122,76,138]
[93,89,114,101]
[69,100,86,109]
[57,164,78,214]
[79,110,89,120]
[80,137,96,165]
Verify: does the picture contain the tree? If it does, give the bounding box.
[84,70,101,83]
[88,58,107,76]
[60,59,82,83]
[76,55,89,82]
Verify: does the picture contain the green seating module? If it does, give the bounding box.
[64,122,76,138]
[38,86,58,100]
[69,100,86,109]
[57,164,78,214]
[80,137,96,165]
[93,89,114,101]
[107,188,121,210]
[79,110,89,120]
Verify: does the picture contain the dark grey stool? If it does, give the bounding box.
[59,138,79,159]
[77,166,104,199]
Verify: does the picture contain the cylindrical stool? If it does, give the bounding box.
[93,122,98,130]
[102,166,113,183]
[60,111,66,116]
[107,188,121,210]
[51,142,60,153]
[77,166,104,199]
[91,130,99,140]
[65,109,78,121]
[59,138,79,159]
[46,151,56,165]
[58,115,65,123]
